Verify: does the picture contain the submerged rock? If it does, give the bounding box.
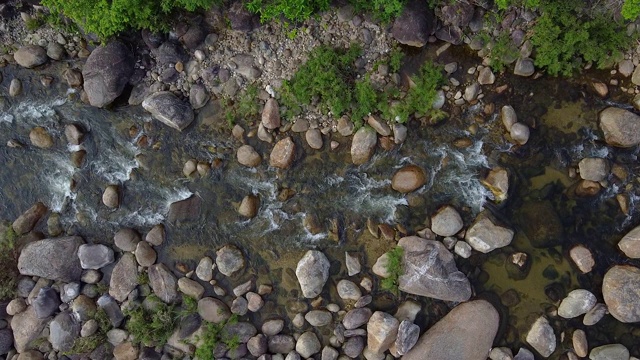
[618,225,640,259]
[102,185,120,208]
[237,145,262,167]
[403,300,499,360]
[397,236,471,302]
[167,195,201,223]
[142,91,195,131]
[602,265,640,323]
[599,107,640,148]
[296,250,330,298]
[18,236,84,282]
[216,245,245,277]
[578,158,609,182]
[83,41,134,107]
[12,202,47,235]
[29,127,54,148]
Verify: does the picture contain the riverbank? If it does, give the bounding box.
[1,0,640,359]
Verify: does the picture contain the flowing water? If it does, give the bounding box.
[1,53,640,356]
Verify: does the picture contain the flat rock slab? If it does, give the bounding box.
[143,91,195,131]
[402,300,499,360]
[18,236,84,282]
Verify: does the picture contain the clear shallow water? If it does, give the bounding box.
[1,58,640,356]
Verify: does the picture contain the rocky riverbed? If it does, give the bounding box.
[1,0,640,360]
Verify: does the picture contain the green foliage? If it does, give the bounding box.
[494,0,540,10]
[352,77,378,127]
[194,314,240,360]
[181,295,198,316]
[380,246,404,295]
[246,0,331,23]
[25,16,45,31]
[481,32,519,72]
[281,45,361,117]
[41,0,218,41]
[530,0,631,76]
[125,295,178,347]
[0,224,18,301]
[137,272,149,285]
[349,0,406,23]
[65,308,111,354]
[392,61,445,123]
[622,0,640,20]
[223,84,260,128]
[388,48,404,74]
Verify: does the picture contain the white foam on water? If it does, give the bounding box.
[424,140,491,212]
[43,153,77,212]
[92,141,140,183]
[11,99,66,130]
[0,114,14,124]
[110,209,166,228]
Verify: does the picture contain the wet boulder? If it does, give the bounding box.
[237,145,261,167]
[525,316,556,358]
[189,84,210,109]
[351,127,377,165]
[514,58,535,77]
[29,127,54,148]
[578,157,609,182]
[216,245,245,277]
[77,244,114,270]
[269,137,296,169]
[483,167,509,202]
[618,224,640,259]
[296,250,330,298]
[431,205,463,237]
[12,202,47,235]
[391,165,427,193]
[465,214,514,253]
[83,41,134,108]
[557,289,597,319]
[102,185,120,208]
[0,328,12,355]
[602,265,640,323]
[18,236,84,282]
[142,91,194,131]
[395,320,420,355]
[238,194,259,218]
[391,0,435,47]
[402,300,499,360]
[589,344,629,360]
[599,107,640,148]
[396,236,471,302]
[49,312,80,352]
[14,45,47,68]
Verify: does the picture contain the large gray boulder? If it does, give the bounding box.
[402,300,499,360]
[525,316,556,357]
[391,0,435,47]
[602,265,640,323]
[77,244,114,270]
[18,236,84,282]
[148,263,178,303]
[142,92,195,131]
[49,312,80,352]
[14,45,48,68]
[83,41,134,108]
[11,306,49,352]
[397,236,471,301]
[599,107,640,148]
[109,253,138,302]
[618,225,640,259]
[295,250,330,298]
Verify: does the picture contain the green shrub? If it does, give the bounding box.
[41,0,218,41]
[194,314,239,360]
[280,45,361,117]
[530,0,631,76]
[481,32,519,72]
[349,0,406,23]
[391,61,444,123]
[65,309,111,354]
[246,0,331,23]
[223,84,260,128]
[388,47,404,74]
[125,295,178,346]
[352,77,378,127]
[622,0,640,20]
[380,246,404,295]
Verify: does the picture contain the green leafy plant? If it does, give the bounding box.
[348,0,406,23]
[246,0,331,23]
[530,0,631,76]
[391,61,445,123]
[65,308,111,354]
[0,224,18,301]
[194,314,240,360]
[481,31,520,72]
[223,84,260,128]
[41,0,218,41]
[25,16,45,31]
[137,272,149,285]
[281,45,361,117]
[622,0,640,20]
[125,295,179,347]
[351,77,378,128]
[388,47,404,74]
[380,246,404,295]
[181,295,198,316]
